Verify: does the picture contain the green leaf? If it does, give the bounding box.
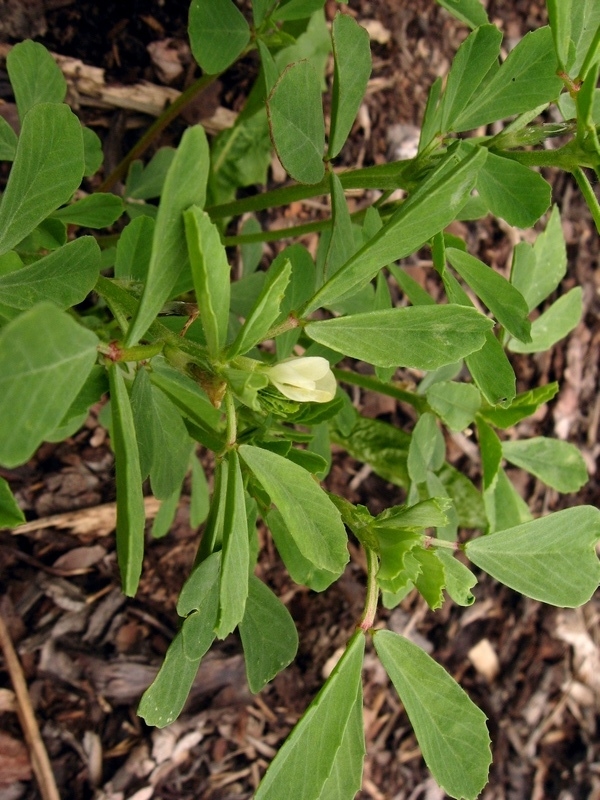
[189,0,250,74]
[478,382,559,429]
[305,145,487,312]
[502,436,588,493]
[178,551,222,615]
[114,217,154,282]
[440,25,502,132]
[209,110,272,205]
[375,497,452,530]
[138,630,201,728]
[466,329,516,405]
[328,12,371,158]
[126,126,210,345]
[508,287,582,354]
[16,218,67,254]
[511,206,566,311]
[447,247,531,342]
[0,477,25,527]
[451,27,563,131]
[239,444,348,575]
[107,365,146,597]
[408,413,445,485]
[376,530,423,586]
[427,381,481,432]
[46,364,108,442]
[436,549,477,606]
[149,362,225,453]
[190,454,210,527]
[125,147,176,200]
[131,370,192,500]
[323,172,355,280]
[0,237,100,311]
[306,305,491,370]
[568,0,600,76]
[476,417,502,491]
[438,463,486,529]
[317,673,364,800]
[52,194,124,228]
[477,153,551,228]
[7,40,67,121]
[0,303,98,468]
[374,630,491,800]
[267,60,325,184]
[151,488,181,539]
[184,207,231,357]
[277,245,316,358]
[388,263,435,306]
[413,548,446,609]
[485,467,533,534]
[82,126,104,177]
[330,412,410,488]
[180,556,220,658]
[228,259,292,358]
[0,103,84,256]
[215,450,249,638]
[547,0,573,67]
[435,0,489,28]
[272,0,326,21]
[255,631,365,800]
[239,575,299,693]
[266,509,339,591]
[0,117,18,161]
[465,506,600,606]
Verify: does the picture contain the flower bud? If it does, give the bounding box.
[265,357,336,403]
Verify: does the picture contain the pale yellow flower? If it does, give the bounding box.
[266,357,336,403]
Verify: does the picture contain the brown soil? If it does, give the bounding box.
[0,2,599,799]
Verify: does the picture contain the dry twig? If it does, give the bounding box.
[0,610,61,800]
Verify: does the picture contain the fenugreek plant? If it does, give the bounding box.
[1,1,599,796]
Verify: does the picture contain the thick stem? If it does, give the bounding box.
[358,548,379,632]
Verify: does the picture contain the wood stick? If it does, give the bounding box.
[0,611,61,800]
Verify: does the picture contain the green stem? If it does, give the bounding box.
[332,368,429,413]
[573,167,600,234]
[497,145,599,170]
[225,390,237,447]
[207,159,418,220]
[358,548,379,632]
[262,314,300,340]
[424,536,459,550]
[223,200,400,246]
[97,73,218,192]
[577,23,600,82]
[99,340,164,362]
